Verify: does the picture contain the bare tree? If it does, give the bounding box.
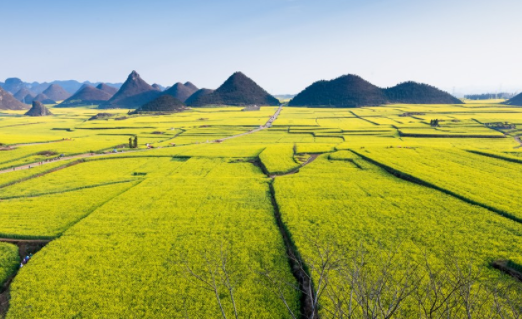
[182,240,522,319]
[184,243,239,319]
[259,243,522,319]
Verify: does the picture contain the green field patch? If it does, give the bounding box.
[0,242,19,286]
[358,147,522,222]
[259,144,300,175]
[0,158,175,198]
[0,182,134,239]
[8,177,298,318]
[274,154,522,317]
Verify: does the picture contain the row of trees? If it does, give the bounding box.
[465,93,515,100]
[128,136,138,149]
[182,241,522,319]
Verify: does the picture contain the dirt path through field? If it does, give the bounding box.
[218,104,283,141]
[514,136,522,148]
[0,238,50,317]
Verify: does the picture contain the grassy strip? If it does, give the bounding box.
[0,181,140,241]
[467,150,522,165]
[351,149,522,225]
[398,132,506,138]
[85,154,173,162]
[0,180,136,200]
[349,111,380,125]
[0,159,84,189]
[268,180,313,317]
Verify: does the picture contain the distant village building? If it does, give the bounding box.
[484,122,516,130]
[242,105,261,111]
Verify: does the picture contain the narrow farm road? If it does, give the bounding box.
[0,105,284,174]
[0,140,69,151]
[0,150,141,175]
[218,104,283,141]
[514,136,522,148]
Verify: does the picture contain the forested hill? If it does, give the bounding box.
[505,92,522,106]
[289,75,462,107]
[186,72,279,107]
[289,75,387,107]
[385,82,463,104]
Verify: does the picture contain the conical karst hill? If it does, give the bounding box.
[185,89,214,106]
[25,101,53,116]
[289,74,388,107]
[290,74,464,107]
[0,86,28,110]
[184,82,198,92]
[385,82,462,104]
[96,83,118,96]
[33,93,56,104]
[152,84,164,91]
[43,84,71,101]
[505,93,522,106]
[131,95,186,114]
[163,82,198,102]
[99,71,160,109]
[58,85,113,107]
[2,78,24,94]
[14,87,34,103]
[186,72,279,106]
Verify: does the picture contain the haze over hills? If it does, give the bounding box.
[152,84,163,91]
[99,71,160,109]
[25,101,52,116]
[289,74,462,107]
[32,93,56,104]
[1,78,25,95]
[163,82,198,102]
[0,86,28,110]
[385,82,463,104]
[13,87,34,103]
[58,85,114,107]
[187,72,279,107]
[43,84,71,101]
[0,78,122,95]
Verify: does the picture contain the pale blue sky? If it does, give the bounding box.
[1,0,521,95]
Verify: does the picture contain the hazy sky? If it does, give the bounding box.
[1,0,521,95]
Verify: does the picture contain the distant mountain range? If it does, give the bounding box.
[0,78,122,95]
[0,86,28,110]
[0,72,470,110]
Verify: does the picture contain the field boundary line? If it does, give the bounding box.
[349,111,380,125]
[466,150,522,164]
[350,149,522,225]
[52,180,143,239]
[268,180,317,318]
[0,159,85,189]
[0,179,135,201]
